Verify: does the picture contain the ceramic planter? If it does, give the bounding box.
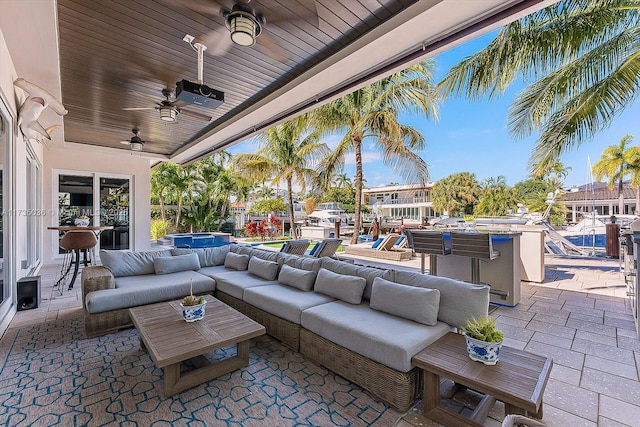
[74,218,90,227]
[465,335,502,365]
[180,300,207,322]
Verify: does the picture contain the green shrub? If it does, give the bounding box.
[150,219,170,240]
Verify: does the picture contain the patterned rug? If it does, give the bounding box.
[0,314,402,426]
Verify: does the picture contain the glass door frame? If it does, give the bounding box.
[53,170,134,258]
[0,92,16,328]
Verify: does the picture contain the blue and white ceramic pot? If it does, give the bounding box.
[180,300,207,322]
[464,335,502,365]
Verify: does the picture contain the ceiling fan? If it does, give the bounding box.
[168,0,318,58]
[120,129,146,151]
[123,88,212,122]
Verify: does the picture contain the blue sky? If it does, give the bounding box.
[228,31,640,189]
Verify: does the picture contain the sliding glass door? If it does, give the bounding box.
[99,177,130,250]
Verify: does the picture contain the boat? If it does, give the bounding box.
[306,203,355,235]
[558,213,638,248]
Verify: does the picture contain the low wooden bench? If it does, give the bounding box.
[412,332,552,426]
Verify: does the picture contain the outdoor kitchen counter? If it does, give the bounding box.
[435,231,522,306]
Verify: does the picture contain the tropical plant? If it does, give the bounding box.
[439,0,640,176]
[333,173,353,189]
[235,119,330,239]
[474,176,518,217]
[249,198,287,215]
[431,172,480,216]
[625,144,640,213]
[309,60,441,243]
[461,317,504,343]
[150,162,181,222]
[593,134,635,214]
[150,219,170,240]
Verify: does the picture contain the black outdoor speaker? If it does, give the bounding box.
[17,276,40,311]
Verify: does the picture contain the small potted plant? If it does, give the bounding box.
[74,215,90,227]
[180,279,207,322]
[461,316,504,365]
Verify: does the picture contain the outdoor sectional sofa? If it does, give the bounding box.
[81,244,489,411]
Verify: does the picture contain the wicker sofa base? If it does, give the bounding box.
[85,308,133,338]
[299,328,422,412]
[216,291,301,351]
[344,246,413,261]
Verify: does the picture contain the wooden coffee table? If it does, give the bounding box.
[129,294,265,396]
[412,332,552,426]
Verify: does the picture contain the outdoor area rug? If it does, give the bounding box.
[0,315,401,426]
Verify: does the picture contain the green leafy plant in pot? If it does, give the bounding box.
[461,316,504,365]
[180,279,207,322]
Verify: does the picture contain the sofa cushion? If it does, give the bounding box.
[197,265,228,278]
[154,253,201,275]
[314,268,366,304]
[278,253,323,272]
[301,301,452,372]
[320,257,393,300]
[87,271,215,314]
[100,249,172,277]
[248,256,280,281]
[224,252,250,271]
[370,277,440,326]
[278,264,317,291]
[171,245,230,267]
[393,270,489,328]
[208,270,278,299]
[244,284,335,324]
[230,244,280,263]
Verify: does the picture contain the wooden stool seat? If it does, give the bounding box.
[59,230,98,251]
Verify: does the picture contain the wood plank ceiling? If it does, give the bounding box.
[57,0,418,157]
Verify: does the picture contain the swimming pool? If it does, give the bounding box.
[163,232,231,248]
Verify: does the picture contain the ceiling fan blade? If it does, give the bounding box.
[179,108,212,121]
[258,32,289,62]
[202,29,234,57]
[159,0,223,18]
[123,107,155,111]
[262,1,319,28]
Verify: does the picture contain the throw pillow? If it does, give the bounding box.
[278,264,317,291]
[314,268,366,304]
[370,277,440,326]
[100,249,172,277]
[224,252,250,271]
[248,256,280,281]
[171,246,230,267]
[153,253,201,275]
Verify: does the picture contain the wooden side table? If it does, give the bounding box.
[411,332,552,427]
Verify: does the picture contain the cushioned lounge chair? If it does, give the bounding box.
[343,234,412,261]
[308,238,343,258]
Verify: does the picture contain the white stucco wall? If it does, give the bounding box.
[43,147,152,262]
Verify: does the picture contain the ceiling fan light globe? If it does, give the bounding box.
[159,107,176,122]
[129,142,144,151]
[230,14,256,46]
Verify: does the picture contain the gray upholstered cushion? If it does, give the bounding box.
[370,277,440,326]
[224,252,250,271]
[196,265,228,278]
[248,256,280,281]
[320,257,393,300]
[301,301,452,372]
[171,245,230,267]
[278,264,317,291]
[87,271,215,313]
[153,253,201,275]
[278,253,323,272]
[244,284,335,324]
[99,249,172,277]
[393,270,489,328]
[314,268,366,304]
[209,270,278,299]
[230,244,279,263]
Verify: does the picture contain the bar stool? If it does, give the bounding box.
[450,232,500,284]
[57,230,98,292]
[406,230,451,274]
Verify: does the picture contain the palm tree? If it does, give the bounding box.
[593,134,635,214]
[431,172,480,216]
[234,119,330,239]
[309,60,441,243]
[334,173,352,189]
[439,0,640,176]
[474,176,517,217]
[625,145,640,213]
[150,162,179,222]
